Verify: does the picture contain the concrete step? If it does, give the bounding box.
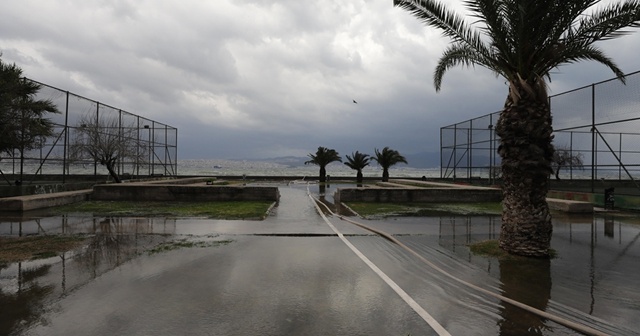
[390,179,498,190]
[0,189,93,211]
[375,182,422,188]
[547,198,593,213]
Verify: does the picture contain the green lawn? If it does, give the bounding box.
[51,200,275,219]
[345,202,502,218]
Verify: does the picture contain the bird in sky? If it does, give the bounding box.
[353,99,358,104]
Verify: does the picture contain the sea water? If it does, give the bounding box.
[0,158,441,179]
[177,159,440,178]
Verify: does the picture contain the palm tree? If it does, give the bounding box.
[372,147,407,182]
[305,146,342,182]
[344,151,371,183]
[394,0,640,257]
[0,57,59,182]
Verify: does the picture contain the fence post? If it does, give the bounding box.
[440,128,444,178]
[118,109,123,176]
[453,124,457,180]
[136,116,141,177]
[569,131,573,180]
[95,103,100,177]
[468,119,473,181]
[151,122,155,176]
[488,122,493,185]
[62,91,69,184]
[175,127,178,175]
[591,83,595,193]
[619,133,623,180]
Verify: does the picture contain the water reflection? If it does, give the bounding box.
[0,263,53,335]
[0,217,172,335]
[604,215,614,238]
[0,215,178,236]
[497,258,551,335]
[1,189,640,334]
[435,213,640,334]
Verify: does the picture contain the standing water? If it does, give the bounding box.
[0,183,639,335]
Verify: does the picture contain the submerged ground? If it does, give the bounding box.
[1,182,639,335]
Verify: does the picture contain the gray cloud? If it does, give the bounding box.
[2,0,639,161]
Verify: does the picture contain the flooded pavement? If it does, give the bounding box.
[0,183,639,335]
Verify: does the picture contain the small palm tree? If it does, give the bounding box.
[344,151,371,183]
[394,0,640,257]
[372,147,407,182]
[305,146,342,182]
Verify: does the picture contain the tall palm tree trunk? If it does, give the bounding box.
[496,89,554,257]
[319,166,327,182]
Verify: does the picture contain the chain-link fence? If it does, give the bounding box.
[0,78,178,185]
[441,70,640,195]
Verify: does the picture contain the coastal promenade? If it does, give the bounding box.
[8,183,636,336]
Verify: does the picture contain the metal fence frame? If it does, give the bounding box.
[0,78,178,185]
[441,70,640,194]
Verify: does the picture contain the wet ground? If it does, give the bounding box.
[1,182,639,335]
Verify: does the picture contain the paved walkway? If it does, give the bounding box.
[4,183,637,335]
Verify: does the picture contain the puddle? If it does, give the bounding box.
[0,184,639,335]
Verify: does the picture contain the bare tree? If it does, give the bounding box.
[551,146,584,180]
[70,114,147,183]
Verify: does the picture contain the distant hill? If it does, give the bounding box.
[403,152,440,168]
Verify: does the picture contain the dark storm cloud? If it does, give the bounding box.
[1,0,638,160]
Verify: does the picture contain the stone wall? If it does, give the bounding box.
[334,187,501,203]
[92,184,280,202]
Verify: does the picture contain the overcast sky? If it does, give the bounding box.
[2,0,639,160]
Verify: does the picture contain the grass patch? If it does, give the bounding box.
[469,240,557,260]
[469,240,514,259]
[0,235,88,263]
[50,201,274,219]
[146,238,233,255]
[345,202,502,218]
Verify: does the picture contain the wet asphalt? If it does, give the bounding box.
[4,183,640,335]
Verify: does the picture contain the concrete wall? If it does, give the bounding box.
[0,176,195,198]
[0,190,92,211]
[334,187,501,203]
[0,182,97,198]
[548,189,640,211]
[92,184,280,202]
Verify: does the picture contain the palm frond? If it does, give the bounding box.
[344,151,370,170]
[465,0,510,53]
[394,0,485,48]
[571,0,640,42]
[305,146,342,166]
[397,0,639,90]
[372,147,408,168]
[550,44,626,82]
[434,43,504,90]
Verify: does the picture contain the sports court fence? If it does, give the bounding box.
[441,70,640,195]
[0,78,177,185]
